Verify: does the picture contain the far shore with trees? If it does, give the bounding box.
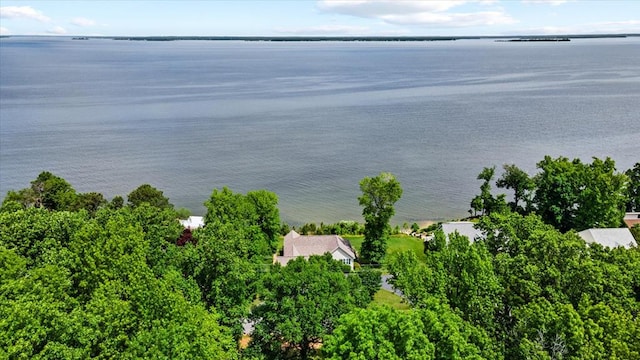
[1,156,639,359]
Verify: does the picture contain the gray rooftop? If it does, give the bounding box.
[578,228,637,249]
[441,221,484,242]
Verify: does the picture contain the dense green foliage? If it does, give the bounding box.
[205,187,281,256]
[626,162,640,212]
[0,206,238,359]
[388,211,640,360]
[247,255,371,359]
[358,172,403,264]
[1,158,638,359]
[472,156,631,232]
[470,166,507,217]
[127,183,173,209]
[2,171,107,214]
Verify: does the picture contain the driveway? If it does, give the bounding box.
[381,274,403,296]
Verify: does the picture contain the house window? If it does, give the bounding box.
[341,258,351,265]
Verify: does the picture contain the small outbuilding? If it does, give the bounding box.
[275,230,357,269]
[441,221,484,243]
[179,216,204,230]
[578,228,637,249]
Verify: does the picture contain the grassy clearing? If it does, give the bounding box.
[371,289,411,310]
[343,233,426,262]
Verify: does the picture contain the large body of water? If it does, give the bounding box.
[1,37,639,225]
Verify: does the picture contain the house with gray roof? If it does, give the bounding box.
[578,228,637,249]
[441,221,484,243]
[275,230,357,269]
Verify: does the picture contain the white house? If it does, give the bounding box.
[275,230,357,270]
[578,228,637,249]
[179,216,204,230]
[441,221,484,243]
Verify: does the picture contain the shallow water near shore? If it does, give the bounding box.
[1,37,639,225]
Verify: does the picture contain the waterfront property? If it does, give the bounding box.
[275,230,357,269]
[578,228,637,249]
[179,216,204,230]
[623,212,640,229]
[441,221,484,243]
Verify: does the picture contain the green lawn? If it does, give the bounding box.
[343,233,426,263]
[371,289,411,310]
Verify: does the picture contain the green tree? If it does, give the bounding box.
[0,205,239,359]
[2,188,37,210]
[72,192,107,215]
[204,187,280,257]
[625,162,640,212]
[496,164,535,214]
[246,190,281,254]
[109,195,124,209]
[470,166,507,217]
[631,224,640,242]
[127,184,173,209]
[534,156,627,232]
[186,222,261,336]
[324,301,499,360]
[323,306,435,360]
[248,255,366,359]
[357,267,382,301]
[358,172,402,264]
[30,171,78,211]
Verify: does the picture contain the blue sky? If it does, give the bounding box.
[1,1,639,37]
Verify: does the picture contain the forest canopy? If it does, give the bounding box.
[1,158,638,359]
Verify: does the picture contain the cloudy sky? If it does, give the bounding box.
[1,0,639,37]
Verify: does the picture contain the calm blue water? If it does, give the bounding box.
[1,37,639,225]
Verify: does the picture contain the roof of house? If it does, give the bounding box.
[578,228,637,249]
[179,216,204,229]
[281,230,356,259]
[441,221,484,242]
[624,212,640,229]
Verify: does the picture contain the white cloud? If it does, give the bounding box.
[514,20,640,35]
[317,0,516,27]
[71,17,96,27]
[47,26,67,35]
[381,11,516,26]
[0,6,50,22]
[319,1,468,16]
[0,26,10,35]
[522,0,569,5]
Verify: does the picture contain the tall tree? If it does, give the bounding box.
[323,306,434,360]
[248,255,366,359]
[27,171,77,211]
[246,189,281,254]
[470,166,507,217]
[496,164,535,214]
[625,162,640,212]
[534,156,627,232]
[127,184,173,209]
[358,172,402,264]
[204,187,280,257]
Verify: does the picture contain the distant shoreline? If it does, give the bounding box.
[105,34,633,42]
[3,34,636,42]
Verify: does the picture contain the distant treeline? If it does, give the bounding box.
[92,34,633,42]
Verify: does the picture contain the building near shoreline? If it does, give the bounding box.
[578,228,637,249]
[624,212,640,229]
[179,216,204,230]
[441,221,484,243]
[275,230,356,270]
